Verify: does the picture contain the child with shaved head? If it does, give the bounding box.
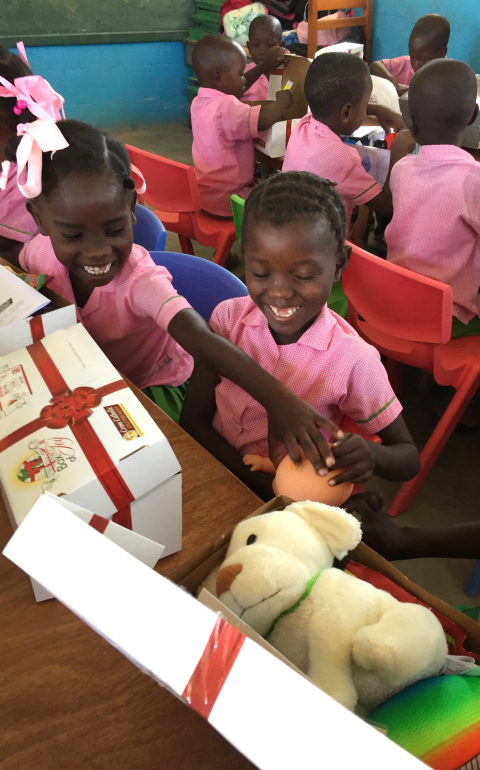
[371,13,450,94]
[243,15,285,102]
[191,34,292,216]
[386,59,480,336]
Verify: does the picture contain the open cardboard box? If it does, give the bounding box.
[4,492,428,769]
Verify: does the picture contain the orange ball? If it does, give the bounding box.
[273,453,354,507]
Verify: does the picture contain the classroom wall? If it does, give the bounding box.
[17,42,190,129]
[371,0,480,73]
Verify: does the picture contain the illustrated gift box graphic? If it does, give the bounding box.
[0,323,182,601]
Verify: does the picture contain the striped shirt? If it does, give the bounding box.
[210,296,401,457]
[19,235,193,388]
[283,114,382,228]
[386,145,480,324]
[0,162,37,244]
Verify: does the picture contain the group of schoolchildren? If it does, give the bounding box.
[0,13,478,563]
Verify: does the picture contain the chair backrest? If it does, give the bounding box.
[150,251,248,322]
[370,75,401,113]
[126,145,201,214]
[133,203,167,252]
[231,194,245,242]
[307,1,372,61]
[342,243,453,345]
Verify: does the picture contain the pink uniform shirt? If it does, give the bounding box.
[210,296,401,457]
[382,55,414,86]
[386,145,480,325]
[0,162,37,243]
[242,62,269,102]
[20,235,194,388]
[283,114,382,228]
[191,87,261,216]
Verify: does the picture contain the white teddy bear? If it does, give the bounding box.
[204,501,447,715]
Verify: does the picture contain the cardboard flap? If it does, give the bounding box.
[266,55,310,120]
[3,495,427,769]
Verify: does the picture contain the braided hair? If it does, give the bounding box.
[5,119,135,198]
[243,171,346,254]
[0,45,36,127]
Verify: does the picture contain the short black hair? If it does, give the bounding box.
[191,34,243,85]
[5,119,135,198]
[304,52,370,120]
[248,14,283,42]
[410,14,450,51]
[243,171,346,253]
[0,45,36,126]
[409,59,477,134]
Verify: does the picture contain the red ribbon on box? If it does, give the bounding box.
[0,339,135,528]
[182,617,245,720]
[285,119,292,149]
[29,316,45,343]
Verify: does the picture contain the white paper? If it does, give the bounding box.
[0,266,49,326]
[355,145,391,187]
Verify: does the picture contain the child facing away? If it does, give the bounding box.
[5,118,345,474]
[385,59,480,338]
[242,15,286,102]
[283,53,414,231]
[370,14,450,95]
[191,34,292,217]
[180,172,420,501]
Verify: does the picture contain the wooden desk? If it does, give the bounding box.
[0,390,260,769]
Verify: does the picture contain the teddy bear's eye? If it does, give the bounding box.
[246,534,257,545]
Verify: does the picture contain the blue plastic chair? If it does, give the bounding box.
[133,203,167,251]
[150,251,248,322]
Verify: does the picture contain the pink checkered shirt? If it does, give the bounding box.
[20,235,193,388]
[386,145,480,324]
[283,114,382,228]
[0,162,37,244]
[242,62,269,102]
[382,56,414,87]
[191,87,261,216]
[210,296,401,457]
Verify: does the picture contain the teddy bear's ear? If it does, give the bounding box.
[286,501,362,560]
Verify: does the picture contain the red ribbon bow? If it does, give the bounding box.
[40,387,102,429]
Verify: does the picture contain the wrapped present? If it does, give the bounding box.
[0,323,182,585]
[254,117,301,158]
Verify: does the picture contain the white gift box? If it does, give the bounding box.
[3,497,426,769]
[254,118,301,158]
[315,42,364,58]
[0,323,182,587]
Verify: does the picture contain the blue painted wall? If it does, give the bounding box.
[371,1,480,73]
[13,41,190,129]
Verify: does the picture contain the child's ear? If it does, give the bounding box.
[213,69,223,87]
[340,103,352,125]
[334,244,351,281]
[409,112,420,140]
[26,201,48,236]
[469,103,479,126]
[439,47,447,59]
[130,190,137,222]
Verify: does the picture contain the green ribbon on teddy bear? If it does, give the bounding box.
[263,571,322,641]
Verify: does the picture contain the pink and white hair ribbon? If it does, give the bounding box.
[0,74,65,122]
[16,42,30,68]
[129,164,146,195]
[16,120,69,198]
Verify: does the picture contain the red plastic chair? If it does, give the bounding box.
[126,145,237,267]
[342,242,480,517]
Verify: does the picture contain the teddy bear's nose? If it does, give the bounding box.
[216,563,243,596]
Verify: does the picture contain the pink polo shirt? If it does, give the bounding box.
[19,235,194,388]
[0,162,37,243]
[283,114,382,228]
[386,145,480,325]
[242,62,269,102]
[191,87,261,216]
[382,55,414,87]
[210,296,401,457]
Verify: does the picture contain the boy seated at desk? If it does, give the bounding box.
[386,59,480,339]
[283,52,413,231]
[190,34,292,217]
[370,13,450,95]
[242,15,286,103]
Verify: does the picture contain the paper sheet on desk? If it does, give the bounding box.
[355,145,390,187]
[0,266,49,326]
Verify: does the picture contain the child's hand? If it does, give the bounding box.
[329,433,375,485]
[372,104,406,134]
[243,455,276,474]
[391,129,416,158]
[275,89,293,110]
[262,45,287,71]
[342,491,409,559]
[266,393,343,476]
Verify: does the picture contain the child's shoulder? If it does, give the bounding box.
[326,308,381,359]
[210,295,259,335]
[20,233,59,274]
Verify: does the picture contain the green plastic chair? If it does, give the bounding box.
[231,194,245,242]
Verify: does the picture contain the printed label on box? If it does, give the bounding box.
[104,404,143,441]
[0,364,32,418]
[17,436,76,488]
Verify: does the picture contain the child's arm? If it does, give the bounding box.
[343,492,480,560]
[366,103,406,133]
[179,362,275,501]
[169,308,342,473]
[257,90,293,131]
[365,129,416,217]
[244,46,286,91]
[329,414,420,485]
[369,61,402,93]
